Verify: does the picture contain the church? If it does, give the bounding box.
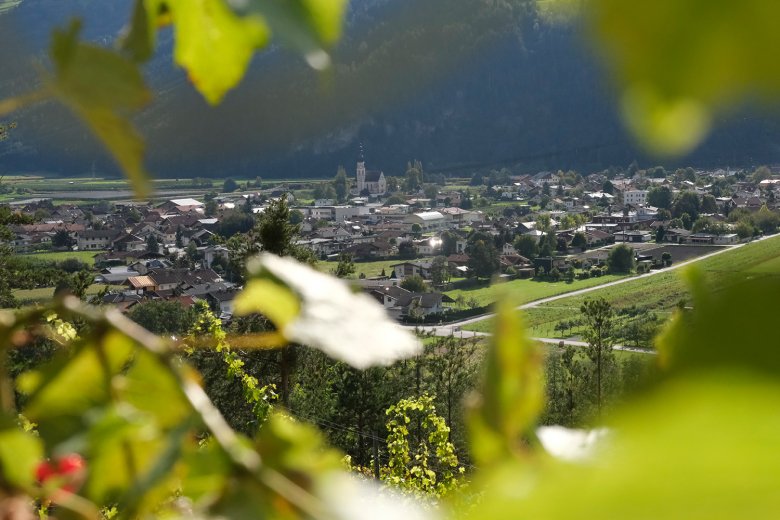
[355,149,387,196]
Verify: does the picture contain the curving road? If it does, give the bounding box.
[410,236,772,348]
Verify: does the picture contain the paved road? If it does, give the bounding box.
[410,236,772,347]
[414,326,655,355]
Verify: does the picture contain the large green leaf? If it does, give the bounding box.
[470,373,780,519]
[0,415,43,490]
[584,0,780,155]
[467,300,544,467]
[49,21,152,196]
[167,0,270,104]
[242,0,349,69]
[241,254,421,369]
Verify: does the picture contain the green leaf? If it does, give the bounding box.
[178,440,231,506]
[49,20,151,196]
[472,374,780,519]
[19,330,134,422]
[0,415,43,490]
[119,0,165,62]
[244,254,421,369]
[583,0,780,155]
[122,349,192,429]
[467,300,544,466]
[243,0,349,69]
[656,268,780,375]
[233,276,301,330]
[167,0,270,104]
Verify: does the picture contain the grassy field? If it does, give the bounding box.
[13,284,124,305]
[19,251,105,265]
[445,273,627,308]
[319,257,436,278]
[465,236,780,337]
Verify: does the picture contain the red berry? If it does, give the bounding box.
[57,454,85,475]
[35,461,55,483]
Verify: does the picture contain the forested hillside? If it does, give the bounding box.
[2,0,780,179]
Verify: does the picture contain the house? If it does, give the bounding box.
[614,230,653,243]
[369,286,454,320]
[623,190,648,206]
[391,261,433,280]
[205,289,240,317]
[77,229,121,250]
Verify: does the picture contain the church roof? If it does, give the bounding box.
[365,170,384,182]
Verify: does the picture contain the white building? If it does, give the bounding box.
[624,190,648,206]
[405,211,447,231]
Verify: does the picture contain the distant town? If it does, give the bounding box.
[3,159,778,324]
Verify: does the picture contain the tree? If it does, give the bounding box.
[580,298,615,416]
[175,226,184,248]
[423,184,438,200]
[52,229,75,249]
[222,178,238,193]
[333,166,349,202]
[655,225,666,243]
[673,191,701,220]
[467,239,500,279]
[441,231,458,256]
[289,209,304,225]
[411,223,422,236]
[398,241,417,259]
[752,165,772,183]
[753,205,779,234]
[571,232,587,252]
[146,233,160,254]
[404,160,424,192]
[680,212,692,230]
[127,300,196,335]
[607,244,635,273]
[602,180,614,194]
[647,186,673,209]
[429,256,450,286]
[514,234,539,259]
[470,173,483,186]
[661,252,672,266]
[204,198,218,217]
[401,275,426,293]
[334,253,355,278]
[701,194,717,213]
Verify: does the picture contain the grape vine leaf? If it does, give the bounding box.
[467,300,544,466]
[49,21,152,196]
[237,254,422,369]
[166,0,270,104]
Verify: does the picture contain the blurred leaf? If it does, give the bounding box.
[472,373,780,518]
[243,0,349,69]
[178,440,231,506]
[83,405,166,505]
[467,300,543,466]
[234,277,301,329]
[49,21,151,196]
[245,254,421,369]
[122,349,191,428]
[656,269,780,375]
[167,0,269,104]
[0,415,43,490]
[19,330,134,426]
[119,0,164,62]
[584,0,780,155]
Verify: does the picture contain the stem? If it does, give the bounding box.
[0,88,51,117]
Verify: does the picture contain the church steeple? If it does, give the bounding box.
[356,143,366,194]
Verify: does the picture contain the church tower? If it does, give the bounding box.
[356,143,366,194]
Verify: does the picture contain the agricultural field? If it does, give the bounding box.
[13,284,124,305]
[464,235,780,338]
[445,273,627,308]
[319,257,436,278]
[18,250,105,265]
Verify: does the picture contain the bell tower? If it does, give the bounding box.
[356,143,366,194]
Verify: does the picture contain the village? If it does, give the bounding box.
[3,159,779,323]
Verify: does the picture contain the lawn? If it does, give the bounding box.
[319,257,436,278]
[445,273,627,308]
[464,235,780,337]
[19,250,105,265]
[13,284,124,304]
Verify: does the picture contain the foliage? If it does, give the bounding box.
[401,275,427,294]
[333,253,355,279]
[579,298,615,415]
[127,300,197,336]
[514,234,539,259]
[466,240,500,279]
[607,244,635,274]
[429,256,451,286]
[384,395,463,497]
[222,178,238,193]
